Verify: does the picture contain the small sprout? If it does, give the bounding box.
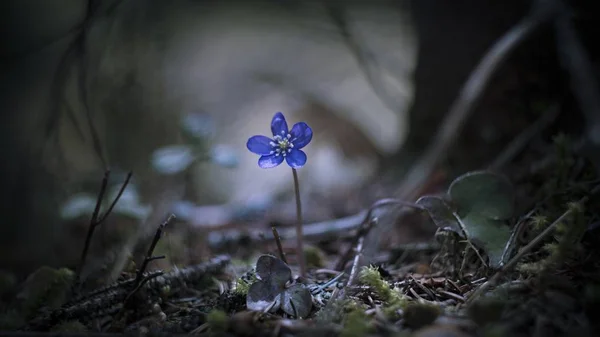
[246,255,312,317]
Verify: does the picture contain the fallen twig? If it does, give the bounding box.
[335,199,423,271]
[345,219,375,289]
[134,214,175,286]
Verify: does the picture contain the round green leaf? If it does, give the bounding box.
[255,255,291,288]
[461,212,511,269]
[281,284,312,318]
[246,280,281,312]
[448,171,515,220]
[416,195,462,235]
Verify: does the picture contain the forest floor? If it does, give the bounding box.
[2,111,600,337]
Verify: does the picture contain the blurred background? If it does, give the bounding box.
[0,0,596,284]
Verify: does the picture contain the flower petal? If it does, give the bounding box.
[289,122,313,149]
[247,135,274,155]
[285,149,307,168]
[258,154,284,168]
[271,112,289,137]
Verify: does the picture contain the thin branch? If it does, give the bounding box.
[271,226,288,264]
[134,214,176,286]
[97,171,132,223]
[71,169,110,294]
[335,198,423,270]
[345,220,371,289]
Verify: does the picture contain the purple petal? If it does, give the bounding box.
[289,122,313,149]
[247,135,274,155]
[285,149,307,168]
[271,112,289,137]
[258,154,284,168]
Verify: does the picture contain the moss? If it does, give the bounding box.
[359,265,408,318]
[207,309,229,332]
[233,270,257,296]
[467,297,506,327]
[0,309,25,330]
[0,270,17,299]
[18,266,74,319]
[304,245,325,268]
[50,320,88,332]
[530,215,548,231]
[340,303,370,337]
[402,302,441,329]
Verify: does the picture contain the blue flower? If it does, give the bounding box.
[247,112,313,169]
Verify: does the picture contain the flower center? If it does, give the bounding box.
[270,133,294,157]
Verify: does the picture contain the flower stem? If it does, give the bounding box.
[292,168,306,278]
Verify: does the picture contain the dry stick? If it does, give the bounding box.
[292,168,306,278]
[271,226,288,264]
[334,198,424,271]
[466,184,600,304]
[71,170,133,295]
[345,220,371,289]
[134,214,176,286]
[109,214,175,330]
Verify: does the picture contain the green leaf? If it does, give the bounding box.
[461,212,511,268]
[281,284,312,318]
[416,195,462,234]
[255,255,291,288]
[448,170,515,220]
